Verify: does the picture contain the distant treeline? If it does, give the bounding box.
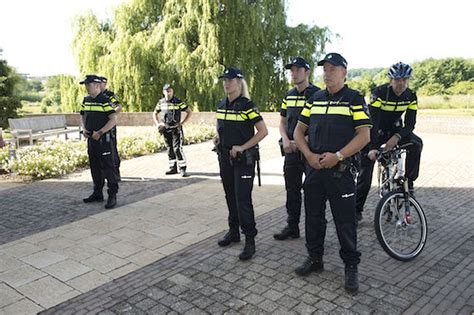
[344,58,474,96]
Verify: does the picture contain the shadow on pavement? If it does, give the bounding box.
[0,177,205,245]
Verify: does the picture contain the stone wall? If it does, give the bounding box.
[24,113,473,135]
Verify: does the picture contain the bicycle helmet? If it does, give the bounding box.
[388,62,413,78]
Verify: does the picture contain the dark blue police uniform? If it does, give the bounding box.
[154,96,188,172]
[216,95,262,239]
[279,83,320,233]
[356,83,422,216]
[298,85,372,266]
[81,92,120,200]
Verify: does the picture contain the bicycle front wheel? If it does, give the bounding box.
[374,191,428,261]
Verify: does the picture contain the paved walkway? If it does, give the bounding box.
[0,127,473,314]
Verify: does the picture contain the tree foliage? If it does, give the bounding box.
[0,58,22,128]
[68,0,330,112]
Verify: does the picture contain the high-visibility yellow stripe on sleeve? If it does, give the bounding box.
[301,106,311,118]
[353,111,370,121]
[371,98,382,108]
[248,111,259,119]
[408,100,418,110]
[281,100,287,110]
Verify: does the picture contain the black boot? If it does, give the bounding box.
[273,225,300,240]
[180,168,190,177]
[105,194,117,209]
[217,231,240,247]
[83,192,104,203]
[344,264,359,293]
[239,236,255,261]
[295,257,324,276]
[165,167,178,175]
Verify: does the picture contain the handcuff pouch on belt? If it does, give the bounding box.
[332,158,358,179]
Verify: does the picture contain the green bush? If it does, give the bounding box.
[417,83,445,96]
[1,124,216,179]
[448,81,474,95]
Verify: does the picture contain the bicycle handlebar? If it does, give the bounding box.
[376,142,414,162]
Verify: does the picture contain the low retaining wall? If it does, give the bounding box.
[24,113,473,135]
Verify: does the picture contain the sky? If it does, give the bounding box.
[0,0,473,77]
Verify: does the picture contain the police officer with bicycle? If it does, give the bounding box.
[293,53,372,293]
[356,62,422,222]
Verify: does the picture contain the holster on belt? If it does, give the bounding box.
[230,146,258,166]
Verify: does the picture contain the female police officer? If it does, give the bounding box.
[214,67,268,260]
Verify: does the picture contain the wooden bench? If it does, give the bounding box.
[8,115,81,147]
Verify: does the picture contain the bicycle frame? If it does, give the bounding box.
[376,143,413,223]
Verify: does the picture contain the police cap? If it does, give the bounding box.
[317,53,348,68]
[285,57,311,70]
[80,75,101,84]
[219,67,244,79]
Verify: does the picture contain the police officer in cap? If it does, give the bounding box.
[99,76,122,180]
[274,57,320,241]
[153,84,192,177]
[293,53,372,293]
[80,75,120,209]
[214,67,268,260]
[355,62,422,222]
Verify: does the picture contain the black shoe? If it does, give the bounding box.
[345,265,359,293]
[356,212,363,222]
[295,257,324,276]
[218,231,240,247]
[83,193,104,203]
[165,168,178,175]
[273,225,300,240]
[180,169,190,177]
[239,237,255,261]
[104,195,117,209]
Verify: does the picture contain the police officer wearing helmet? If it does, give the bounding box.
[355,62,422,222]
[153,84,193,177]
[99,76,122,180]
[80,75,120,209]
[293,53,372,293]
[214,67,268,261]
[274,57,320,241]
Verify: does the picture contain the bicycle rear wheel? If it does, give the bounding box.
[374,191,427,261]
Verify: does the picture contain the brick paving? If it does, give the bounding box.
[1,125,473,314]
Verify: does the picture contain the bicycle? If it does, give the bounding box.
[373,143,427,261]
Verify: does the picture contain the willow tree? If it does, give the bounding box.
[69,0,330,112]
